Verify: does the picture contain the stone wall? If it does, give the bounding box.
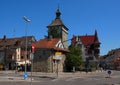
[33,48,66,72]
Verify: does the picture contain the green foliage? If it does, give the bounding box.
[89,62,97,71]
[65,45,83,71]
[0,61,4,65]
[79,63,86,71]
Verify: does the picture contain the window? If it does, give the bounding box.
[8,55,12,60]
[27,54,29,59]
[21,56,24,59]
[42,50,46,55]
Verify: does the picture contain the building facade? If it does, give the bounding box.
[0,35,36,70]
[71,30,101,62]
[33,38,68,72]
[102,48,120,70]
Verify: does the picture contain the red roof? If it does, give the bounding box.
[80,35,95,46]
[72,35,100,46]
[35,38,59,48]
[34,38,69,52]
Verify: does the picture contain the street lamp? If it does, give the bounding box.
[23,16,30,73]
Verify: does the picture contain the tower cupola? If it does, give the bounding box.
[56,8,61,19]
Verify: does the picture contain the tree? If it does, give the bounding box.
[65,45,83,71]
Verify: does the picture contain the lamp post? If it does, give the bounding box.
[23,16,30,73]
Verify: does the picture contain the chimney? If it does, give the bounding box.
[48,35,53,41]
[3,35,6,41]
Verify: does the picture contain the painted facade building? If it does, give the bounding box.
[71,30,101,61]
[0,35,36,70]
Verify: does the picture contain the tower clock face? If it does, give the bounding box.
[48,27,61,38]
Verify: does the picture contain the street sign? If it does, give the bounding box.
[30,53,34,60]
[107,70,112,75]
[55,52,61,55]
[53,55,62,60]
[53,52,62,60]
[54,52,62,77]
[107,70,112,78]
[31,43,35,53]
[24,72,28,79]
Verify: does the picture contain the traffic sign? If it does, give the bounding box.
[107,70,112,75]
[30,53,34,60]
[53,55,62,60]
[55,52,61,55]
[31,43,35,53]
[53,52,62,60]
[107,70,112,78]
[24,72,28,79]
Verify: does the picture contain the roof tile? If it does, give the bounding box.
[34,38,69,52]
[35,38,60,48]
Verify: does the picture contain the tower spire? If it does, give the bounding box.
[95,29,98,37]
[94,29,98,42]
[56,7,61,19]
[58,3,60,9]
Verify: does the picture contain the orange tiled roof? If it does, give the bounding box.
[35,38,60,48]
[34,38,69,52]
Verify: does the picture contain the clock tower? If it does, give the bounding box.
[47,8,69,49]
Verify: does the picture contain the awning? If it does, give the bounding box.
[16,60,31,65]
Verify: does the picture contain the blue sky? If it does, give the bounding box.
[0,0,120,55]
